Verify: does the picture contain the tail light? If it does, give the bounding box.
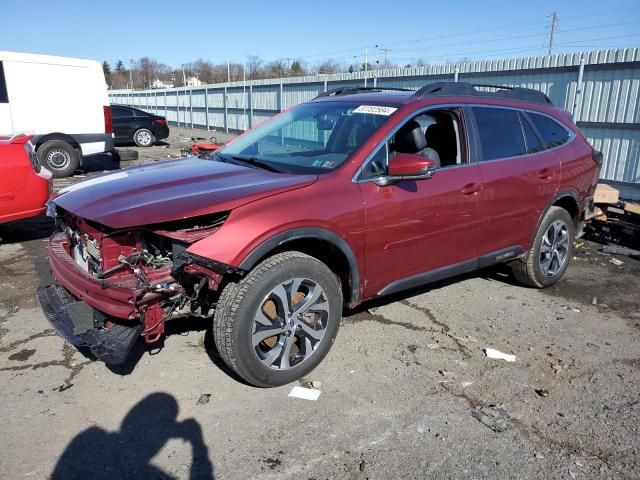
[153,118,167,126]
[592,149,603,168]
[10,135,40,173]
[104,105,113,134]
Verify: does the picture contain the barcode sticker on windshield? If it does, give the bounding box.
[353,105,398,116]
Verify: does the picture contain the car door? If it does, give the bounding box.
[357,107,483,298]
[470,106,560,259]
[111,106,134,142]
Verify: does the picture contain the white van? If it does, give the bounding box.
[0,51,113,177]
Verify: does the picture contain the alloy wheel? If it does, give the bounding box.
[539,220,569,277]
[252,278,329,370]
[136,130,152,146]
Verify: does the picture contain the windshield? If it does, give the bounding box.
[218,101,398,174]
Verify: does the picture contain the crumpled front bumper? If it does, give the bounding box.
[45,232,169,320]
[37,283,142,364]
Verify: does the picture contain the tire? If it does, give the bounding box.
[113,148,139,161]
[38,140,79,178]
[133,128,155,147]
[511,206,575,288]
[213,251,342,387]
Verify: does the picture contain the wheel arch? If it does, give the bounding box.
[238,228,360,305]
[34,133,82,163]
[529,189,580,248]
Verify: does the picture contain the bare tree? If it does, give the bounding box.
[190,58,215,84]
[246,55,264,80]
[316,59,340,74]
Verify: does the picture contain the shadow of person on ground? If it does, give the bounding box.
[50,392,214,480]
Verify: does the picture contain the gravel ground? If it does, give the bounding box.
[0,126,638,479]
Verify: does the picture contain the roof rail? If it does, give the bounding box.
[413,82,553,105]
[314,86,415,99]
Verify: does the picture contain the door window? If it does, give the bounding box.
[359,108,466,179]
[0,62,8,103]
[473,107,526,161]
[527,112,570,149]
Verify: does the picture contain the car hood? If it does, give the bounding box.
[53,158,317,228]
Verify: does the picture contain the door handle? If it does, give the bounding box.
[461,183,482,195]
[537,168,554,180]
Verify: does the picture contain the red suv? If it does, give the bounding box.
[1,134,52,224]
[38,82,600,387]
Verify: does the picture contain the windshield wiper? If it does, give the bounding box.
[230,155,282,173]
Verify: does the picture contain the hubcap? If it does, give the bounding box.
[252,278,329,370]
[539,220,569,277]
[46,148,70,169]
[137,130,152,145]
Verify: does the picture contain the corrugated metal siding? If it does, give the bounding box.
[109,48,640,189]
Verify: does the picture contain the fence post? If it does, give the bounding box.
[249,83,254,129]
[279,82,284,112]
[204,87,209,131]
[573,58,585,118]
[324,78,328,92]
[224,86,228,133]
[190,89,193,129]
[454,67,459,82]
[177,90,180,128]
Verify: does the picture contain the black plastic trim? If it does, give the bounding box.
[477,246,525,269]
[238,228,361,303]
[378,258,477,296]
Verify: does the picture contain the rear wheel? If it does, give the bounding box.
[511,206,575,288]
[213,251,342,387]
[133,128,155,147]
[38,140,79,178]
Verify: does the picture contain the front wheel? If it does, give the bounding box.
[511,206,575,288]
[213,251,342,387]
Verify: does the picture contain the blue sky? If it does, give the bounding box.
[2,0,639,68]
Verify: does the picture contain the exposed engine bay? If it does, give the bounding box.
[44,207,235,360]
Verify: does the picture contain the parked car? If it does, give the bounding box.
[38,82,600,387]
[111,105,169,147]
[0,134,52,224]
[0,51,113,178]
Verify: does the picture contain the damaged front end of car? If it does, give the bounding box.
[37,204,240,364]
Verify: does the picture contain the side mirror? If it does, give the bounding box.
[376,152,436,186]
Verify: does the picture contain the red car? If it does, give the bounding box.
[38,82,600,386]
[0,134,52,224]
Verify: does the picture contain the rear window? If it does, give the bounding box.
[0,62,8,103]
[473,107,526,161]
[527,112,570,149]
[519,112,545,154]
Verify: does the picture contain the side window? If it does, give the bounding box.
[519,112,545,154]
[527,112,570,149]
[473,107,526,161]
[0,62,8,104]
[361,143,388,178]
[111,106,131,118]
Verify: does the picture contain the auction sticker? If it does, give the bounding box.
[353,105,398,116]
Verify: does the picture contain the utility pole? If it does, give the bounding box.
[364,48,368,87]
[227,59,230,83]
[548,12,558,56]
[376,45,392,68]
